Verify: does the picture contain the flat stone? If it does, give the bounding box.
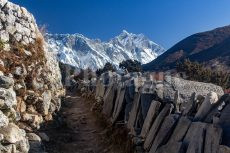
[140,100,161,139]
[140,93,156,120]
[149,114,180,153]
[144,103,172,151]
[204,124,223,153]
[111,84,126,123]
[194,92,219,121]
[183,122,207,153]
[103,83,116,117]
[127,92,141,130]
[168,116,191,143]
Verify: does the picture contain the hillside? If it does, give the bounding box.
[143,25,230,71]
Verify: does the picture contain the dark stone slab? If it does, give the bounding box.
[102,84,116,117]
[140,100,161,139]
[219,100,230,147]
[204,94,230,123]
[143,103,172,151]
[111,85,126,123]
[140,93,156,120]
[183,122,207,153]
[204,124,223,153]
[168,116,192,143]
[124,82,135,121]
[194,92,218,122]
[127,92,141,130]
[149,114,180,153]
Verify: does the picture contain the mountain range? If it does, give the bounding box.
[143,25,230,71]
[45,30,165,70]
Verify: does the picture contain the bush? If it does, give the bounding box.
[119,59,142,73]
[176,59,230,89]
[96,62,116,76]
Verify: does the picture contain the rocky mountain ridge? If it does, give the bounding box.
[46,30,165,70]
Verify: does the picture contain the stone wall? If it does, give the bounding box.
[84,71,230,153]
[0,0,64,152]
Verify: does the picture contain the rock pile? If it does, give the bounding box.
[84,71,230,153]
[0,0,64,152]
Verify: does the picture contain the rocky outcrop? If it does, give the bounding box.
[81,71,230,153]
[0,0,64,152]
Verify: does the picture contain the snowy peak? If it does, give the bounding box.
[46,30,165,70]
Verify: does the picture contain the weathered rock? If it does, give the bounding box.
[149,114,180,153]
[163,76,224,104]
[219,145,230,153]
[0,87,17,109]
[204,94,230,123]
[0,123,25,144]
[36,91,52,116]
[103,83,116,117]
[204,124,223,153]
[0,110,9,128]
[111,84,126,123]
[124,80,135,121]
[0,76,14,89]
[38,132,49,142]
[168,116,191,143]
[140,100,161,139]
[127,92,141,130]
[194,92,219,121]
[140,93,156,121]
[144,104,172,150]
[181,92,196,116]
[21,113,43,129]
[183,122,207,153]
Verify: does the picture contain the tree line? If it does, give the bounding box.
[176,59,230,89]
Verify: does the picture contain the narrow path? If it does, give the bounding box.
[44,93,117,153]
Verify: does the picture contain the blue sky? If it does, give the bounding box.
[11,0,230,49]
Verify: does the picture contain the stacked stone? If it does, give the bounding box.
[90,72,230,153]
[0,0,65,152]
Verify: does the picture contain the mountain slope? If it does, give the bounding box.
[46,30,165,70]
[143,25,230,71]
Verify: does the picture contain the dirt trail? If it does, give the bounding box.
[44,93,115,153]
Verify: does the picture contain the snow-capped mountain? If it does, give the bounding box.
[45,30,165,70]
